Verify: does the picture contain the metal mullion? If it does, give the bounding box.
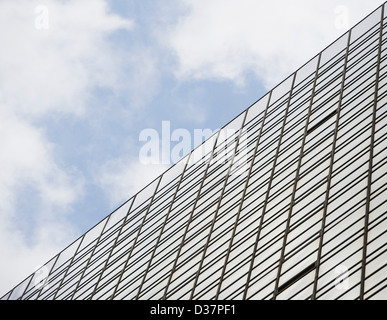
[131,204,179,252]
[288,279,314,300]
[267,91,290,112]
[256,187,290,228]
[276,257,318,300]
[343,72,377,104]
[242,178,270,209]
[316,246,364,298]
[152,200,205,254]
[248,255,285,299]
[315,58,345,88]
[364,262,387,300]
[320,231,386,298]
[348,26,380,59]
[320,222,365,267]
[361,6,384,300]
[172,181,202,210]
[206,215,288,298]
[71,251,114,297]
[277,129,304,158]
[347,43,379,75]
[244,73,297,301]
[333,143,371,178]
[258,210,289,250]
[179,162,207,187]
[296,163,329,196]
[115,265,148,299]
[182,161,208,183]
[57,257,89,295]
[336,266,363,300]
[26,255,59,300]
[369,208,387,232]
[134,156,192,299]
[342,78,377,109]
[52,235,85,299]
[151,186,179,211]
[158,211,240,292]
[104,223,145,266]
[288,203,324,236]
[244,118,263,138]
[221,236,281,299]
[89,195,136,299]
[265,179,297,214]
[261,113,287,139]
[292,73,315,94]
[304,116,335,148]
[289,84,315,110]
[283,232,321,266]
[365,238,387,262]
[221,175,248,202]
[318,47,347,78]
[162,130,221,300]
[249,150,277,178]
[310,86,341,118]
[168,274,198,300]
[283,110,308,140]
[96,219,128,250]
[299,153,331,180]
[104,227,143,267]
[331,150,371,186]
[214,91,273,299]
[190,113,248,299]
[186,242,237,299]
[326,195,366,237]
[350,20,380,47]
[289,84,316,111]
[263,95,290,125]
[345,55,378,85]
[274,151,300,179]
[284,101,310,130]
[18,275,34,301]
[315,64,345,97]
[337,110,373,147]
[110,176,162,300]
[312,30,352,300]
[302,127,334,160]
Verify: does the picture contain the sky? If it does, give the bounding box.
[0,0,385,297]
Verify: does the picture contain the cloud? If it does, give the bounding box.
[0,0,134,296]
[0,107,85,295]
[0,0,133,117]
[96,156,169,207]
[163,0,386,89]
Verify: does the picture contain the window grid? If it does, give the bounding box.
[3,2,387,301]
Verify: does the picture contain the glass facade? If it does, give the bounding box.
[2,3,386,300]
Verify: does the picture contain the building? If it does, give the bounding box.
[2,2,386,300]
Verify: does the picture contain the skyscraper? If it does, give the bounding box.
[2,2,386,300]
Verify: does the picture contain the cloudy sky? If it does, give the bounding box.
[0,0,385,296]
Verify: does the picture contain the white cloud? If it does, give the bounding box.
[0,107,84,295]
[164,0,386,89]
[0,0,133,117]
[96,156,169,207]
[0,0,134,296]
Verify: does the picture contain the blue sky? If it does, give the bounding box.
[0,0,385,296]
